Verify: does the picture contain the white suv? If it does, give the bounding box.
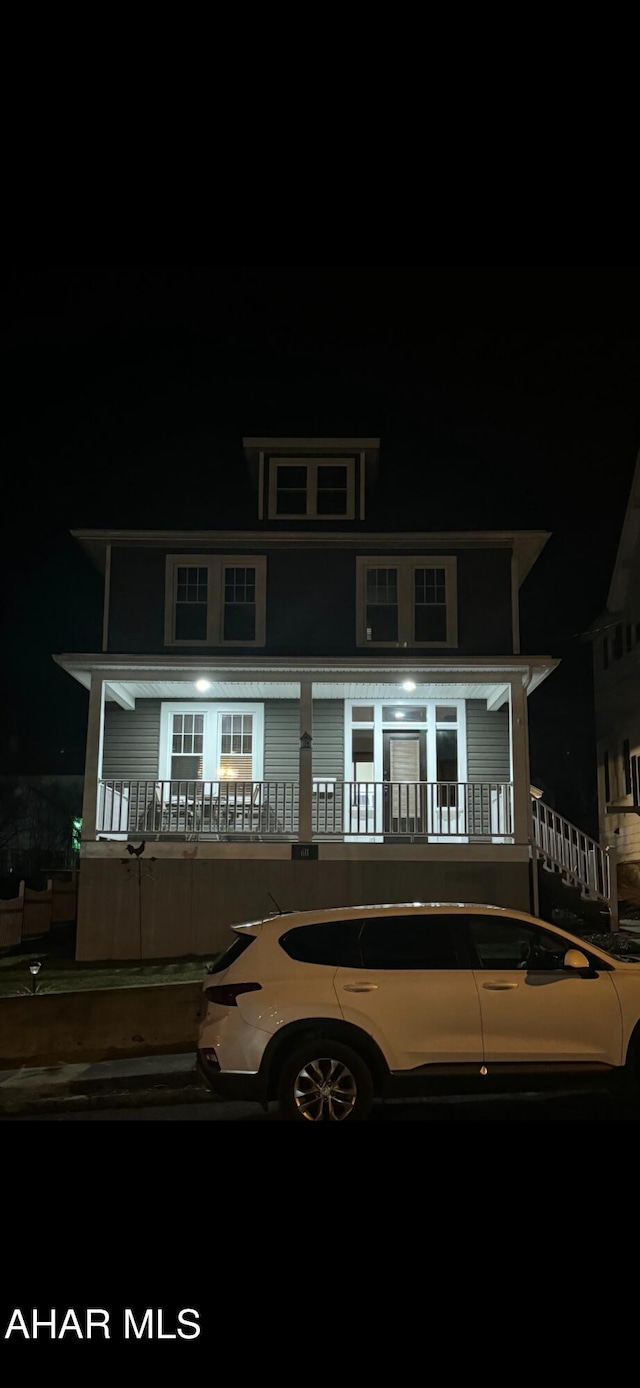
[196,902,640,1121]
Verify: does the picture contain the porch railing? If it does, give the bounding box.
[97,779,514,839]
[313,781,514,837]
[97,780,300,835]
[530,798,611,903]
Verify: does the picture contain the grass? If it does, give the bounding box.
[0,925,216,997]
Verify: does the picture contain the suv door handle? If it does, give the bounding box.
[343,983,379,992]
[482,981,518,990]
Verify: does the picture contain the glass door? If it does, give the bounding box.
[344,698,466,841]
[426,705,464,837]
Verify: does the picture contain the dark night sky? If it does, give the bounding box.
[1,266,639,834]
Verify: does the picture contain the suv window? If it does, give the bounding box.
[468,917,572,971]
[360,915,461,969]
[279,921,363,967]
[207,935,255,975]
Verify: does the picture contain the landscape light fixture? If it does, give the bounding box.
[402,680,416,692]
[195,679,211,692]
[29,961,42,994]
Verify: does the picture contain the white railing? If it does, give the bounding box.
[97,779,515,840]
[313,781,514,837]
[530,799,611,903]
[97,780,299,835]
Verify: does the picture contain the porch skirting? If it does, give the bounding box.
[76,849,533,961]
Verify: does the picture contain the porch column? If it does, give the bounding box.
[509,678,531,846]
[82,675,105,841]
[298,680,313,841]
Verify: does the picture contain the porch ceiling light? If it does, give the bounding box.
[195,679,211,692]
[402,680,416,692]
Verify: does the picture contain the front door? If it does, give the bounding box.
[383,730,427,834]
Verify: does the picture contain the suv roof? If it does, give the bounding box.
[232,901,540,935]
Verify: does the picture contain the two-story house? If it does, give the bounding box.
[56,437,616,960]
[591,447,640,905]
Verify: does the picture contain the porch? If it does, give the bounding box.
[56,653,558,855]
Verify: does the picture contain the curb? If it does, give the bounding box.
[0,1082,216,1118]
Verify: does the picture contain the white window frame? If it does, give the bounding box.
[343,698,467,786]
[343,698,468,842]
[355,555,458,648]
[159,703,265,782]
[164,555,267,648]
[268,458,356,520]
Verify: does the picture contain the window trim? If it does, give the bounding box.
[355,555,458,648]
[164,554,266,648]
[268,458,356,520]
[158,702,265,782]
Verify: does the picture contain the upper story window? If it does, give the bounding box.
[165,555,266,647]
[268,458,356,520]
[356,556,457,648]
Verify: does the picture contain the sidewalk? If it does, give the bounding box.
[0,1051,214,1117]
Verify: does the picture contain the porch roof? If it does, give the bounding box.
[54,653,558,703]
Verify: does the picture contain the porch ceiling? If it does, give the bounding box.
[102,678,511,702]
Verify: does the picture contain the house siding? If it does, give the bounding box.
[102,701,161,779]
[465,700,510,782]
[107,544,515,658]
[263,700,344,782]
[465,699,511,836]
[312,701,345,779]
[263,701,298,781]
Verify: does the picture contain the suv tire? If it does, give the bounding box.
[277,1038,374,1122]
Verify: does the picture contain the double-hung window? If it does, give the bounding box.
[356,556,457,647]
[165,555,266,647]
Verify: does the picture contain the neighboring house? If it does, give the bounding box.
[591,448,640,902]
[55,437,614,960]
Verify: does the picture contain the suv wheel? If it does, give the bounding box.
[277,1039,374,1122]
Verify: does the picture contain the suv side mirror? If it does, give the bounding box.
[564,948,591,971]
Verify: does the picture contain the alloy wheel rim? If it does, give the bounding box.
[293,1057,357,1121]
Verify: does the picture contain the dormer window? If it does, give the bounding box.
[268,458,356,520]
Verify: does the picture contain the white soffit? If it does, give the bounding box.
[102,679,512,703]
